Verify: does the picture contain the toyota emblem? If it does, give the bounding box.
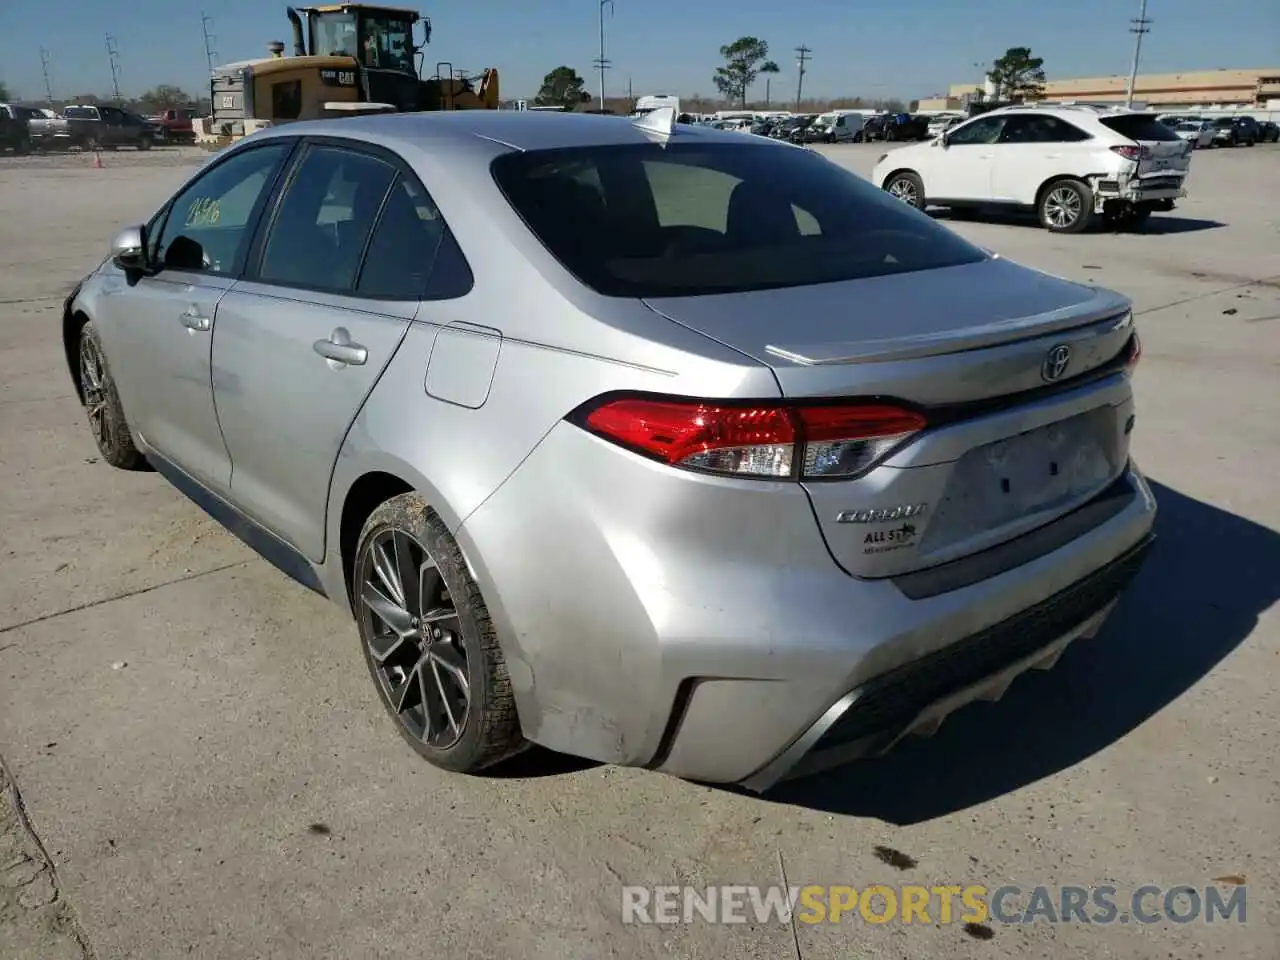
[1042,344,1071,382]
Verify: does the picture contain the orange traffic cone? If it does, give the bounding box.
[93,151,104,169]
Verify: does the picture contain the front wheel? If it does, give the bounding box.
[884,171,925,210]
[1038,179,1095,234]
[78,321,147,470]
[354,495,525,774]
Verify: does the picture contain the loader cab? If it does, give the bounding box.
[298,4,426,109]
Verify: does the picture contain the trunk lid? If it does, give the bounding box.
[644,256,1137,578]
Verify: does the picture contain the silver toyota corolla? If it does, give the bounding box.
[63,110,1155,790]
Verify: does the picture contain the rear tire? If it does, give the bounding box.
[884,171,925,210]
[354,495,525,774]
[77,321,147,470]
[1038,179,1095,234]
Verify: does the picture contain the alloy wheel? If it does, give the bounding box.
[79,335,111,450]
[888,177,919,206]
[1044,187,1082,229]
[358,528,471,749]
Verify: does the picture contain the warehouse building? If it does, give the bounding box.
[918,67,1280,113]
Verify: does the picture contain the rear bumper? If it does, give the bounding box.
[1094,175,1187,208]
[742,531,1151,791]
[459,413,1157,785]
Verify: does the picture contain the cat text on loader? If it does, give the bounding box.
[198,4,499,144]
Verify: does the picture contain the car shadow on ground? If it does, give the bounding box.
[932,210,1226,235]
[762,479,1277,824]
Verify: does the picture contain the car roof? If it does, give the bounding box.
[252,110,776,155]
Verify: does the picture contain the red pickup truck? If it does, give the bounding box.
[147,108,196,144]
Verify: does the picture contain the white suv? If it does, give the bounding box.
[871,105,1193,233]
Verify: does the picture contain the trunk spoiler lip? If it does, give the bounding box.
[765,304,1134,367]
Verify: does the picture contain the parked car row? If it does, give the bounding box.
[0,103,160,153]
[1159,113,1276,147]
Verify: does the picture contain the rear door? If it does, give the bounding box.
[211,140,438,560]
[1099,112,1190,178]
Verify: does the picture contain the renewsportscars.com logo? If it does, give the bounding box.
[621,883,1248,927]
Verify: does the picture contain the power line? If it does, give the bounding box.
[39,47,54,102]
[201,11,220,75]
[1124,0,1151,109]
[593,0,614,111]
[794,44,811,111]
[105,34,122,102]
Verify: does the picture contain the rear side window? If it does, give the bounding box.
[491,142,986,298]
[1099,114,1180,142]
[259,145,397,291]
[355,175,448,298]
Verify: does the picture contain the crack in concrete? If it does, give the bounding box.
[0,560,250,637]
[1135,275,1280,318]
[0,753,97,959]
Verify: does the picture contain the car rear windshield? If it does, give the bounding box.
[490,142,987,298]
[1099,114,1180,142]
[63,107,97,119]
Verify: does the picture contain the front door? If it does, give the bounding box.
[928,114,1007,202]
[96,140,293,493]
[212,143,435,559]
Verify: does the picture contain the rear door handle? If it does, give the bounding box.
[314,327,368,367]
[181,308,211,331]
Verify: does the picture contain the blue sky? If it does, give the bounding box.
[2,0,1276,101]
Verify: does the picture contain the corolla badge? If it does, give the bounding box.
[836,503,928,524]
[1042,344,1072,382]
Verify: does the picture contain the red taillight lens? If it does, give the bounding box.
[1110,144,1148,162]
[578,397,926,480]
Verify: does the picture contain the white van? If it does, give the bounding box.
[810,110,866,143]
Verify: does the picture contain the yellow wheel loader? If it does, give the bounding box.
[199,4,499,143]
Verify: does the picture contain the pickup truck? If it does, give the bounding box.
[28,104,153,151]
[147,107,196,144]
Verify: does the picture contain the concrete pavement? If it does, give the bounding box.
[1,142,1277,959]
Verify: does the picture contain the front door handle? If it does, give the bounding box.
[313,327,368,367]
[181,308,211,331]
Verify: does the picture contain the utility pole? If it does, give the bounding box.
[39,47,55,102]
[1124,0,1151,109]
[200,11,220,75]
[794,44,811,112]
[105,34,122,102]
[593,0,614,112]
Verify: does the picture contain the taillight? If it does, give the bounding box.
[1110,144,1148,162]
[576,396,926,481]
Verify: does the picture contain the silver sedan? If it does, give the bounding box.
[63,109,1155,789]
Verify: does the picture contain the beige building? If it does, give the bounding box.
[918,67,1280,113]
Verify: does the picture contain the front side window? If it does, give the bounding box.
[311,12,359,58]
[947,116,1006,145]
[258,145,397,291]
[152,142,291,275]
[492,142,986,298]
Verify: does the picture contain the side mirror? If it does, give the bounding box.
[111,225,148,272]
